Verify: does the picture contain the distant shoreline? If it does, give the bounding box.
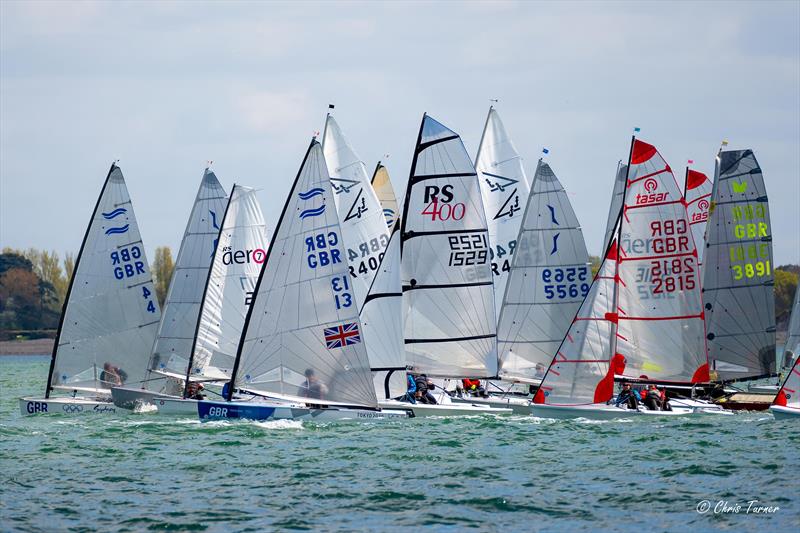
[0,338,54,356]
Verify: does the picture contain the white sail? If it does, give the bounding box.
[189,185,268,382]
[497,160,590,382]
[147,169,228,387]
[534,241,620,405]
[774,356,800,410]
[684,168,712,265]
[603,162,627,253]
[230,141,376,407]
[785,286,800,368]
[703,149,776,380]
[616,139,708,383]
[47,164,161,395]
[360,222,407,398]
[475,107,531,321]
[322,115,390,308]
[371,162,399,228]
[401,114,497,378]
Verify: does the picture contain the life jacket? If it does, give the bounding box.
[415,375,429,393]
[463,379,480,390]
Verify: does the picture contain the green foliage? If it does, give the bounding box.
[0,251,61,338]
[589,255,601,277]
[152,246,174,308]
[775,267,798,324]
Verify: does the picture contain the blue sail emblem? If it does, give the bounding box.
[298,188,325,200]
[102,208,127,219]
[299,205,326,219]
[105,224,130,235]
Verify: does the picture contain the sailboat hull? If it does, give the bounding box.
[531,403,692,420]
[449,395,531,415]
[111,386,167,410]
[19,396,118,416]
[378,399,512,417]
[160,399,411,421]
[770,405,800,419]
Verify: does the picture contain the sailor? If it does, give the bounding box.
[99,362,122,388]
[461,378,488,398]
[643,384,662,410]
[187,382,205,400]
[301,368,329,400]
[614,382,640,410]
[403,372,417,404]
[414,373,437,405]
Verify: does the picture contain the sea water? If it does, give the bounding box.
[1,356,798,532]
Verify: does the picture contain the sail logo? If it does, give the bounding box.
[209,210,220,257]
[105,224,130,235]
[692,199,710,223]
[483,172,517,193]
[732,180,748,194]
[485,172,521,220]
[494,189,520,220]
[343,189,368,222]
[298,188,327,219]
[324,322,361,349]
[635,178,668,205]
[421,184,466,221]
[102,208,127,219]
[330,178,358,194]
[221,247,267,265]
[550,233,560,255]
[383,208,396,227]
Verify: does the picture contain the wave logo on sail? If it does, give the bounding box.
[298,188,327,219]
[105,224,130,235]
[324,322,361,349]
[635,177,668,206]
[102,208,127,220]
[383,208,396,227]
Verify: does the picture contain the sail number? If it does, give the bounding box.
[110,245,146,280]
[542,267,589,300]
[331,275,353,309]
[490,239,517,276]
[729,204,770,281]
[650,258,696,294]
[141,286,156,313]
[305,231,342,269]
[448,234,488,266]
[347,233,389,279]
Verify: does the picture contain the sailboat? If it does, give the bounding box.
[602,162,627,253]
[456,159,590,414]
[187,140,409,421]
[321,113,390,309]
[156,185,271,415]
[397,113,511,416]
[684,168,712,267]
[20,164,161,416]
[111,168,228,408]
[702,149,776,386]
[531,138,713,419]
[371,162,399,228]
[783,286,800,370]
[475,107,531,322]
[770,356,800,419]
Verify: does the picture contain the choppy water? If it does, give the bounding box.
[1,356,798,532]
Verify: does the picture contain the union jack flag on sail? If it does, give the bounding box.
[324,322,361,349]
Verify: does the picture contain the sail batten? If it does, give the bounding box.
[401,114,497,378]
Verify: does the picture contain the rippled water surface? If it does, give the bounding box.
[2,356,799,532]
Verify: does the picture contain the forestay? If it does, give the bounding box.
[615,140,708,383]
[684,169,712,265]
[360,222,407,398]
[371,162,399,228]
[475,107,531,321]
[47,164,161,396]
[147,169,228,390]
[603,162,627,253]
[230,141,376,407]
[534,241,620,405]
[401,114,497,378]
[702,150,775,380]
[188,185,268,385]
[322,115,390,308]
[497,160,590,382]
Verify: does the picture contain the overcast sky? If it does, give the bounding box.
[1,0,798,266]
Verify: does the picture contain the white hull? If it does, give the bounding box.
[111,386,169,410]
[669,397,734,415]
[19,396,119,416]
[531,403,692,420]
[748,384,780,394]
[378,399,512,417]
[449,395,531,415]
[158,398,411,421]
[770,405,800,419]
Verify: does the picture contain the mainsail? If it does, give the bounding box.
[684,168,712,265]
[147,169,228,389]
[360,222,407,398]
[475,107,531,321]
[785,286,800,368]
[371,162,399,228]
[602,162,627,253]
[228,140,376,407]
[702,149,776,380]
[616,139,708,383]
[497,160,590,383]
[187,185,268,387]
[322,115,390,308]
[400,114,497,378]
[47,164,161,396]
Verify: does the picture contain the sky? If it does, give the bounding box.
[1,0,798,266]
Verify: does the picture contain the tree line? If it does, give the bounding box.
[0,247,797,340]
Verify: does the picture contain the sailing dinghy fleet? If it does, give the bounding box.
[19,108,799,421]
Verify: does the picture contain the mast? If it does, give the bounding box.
[45,163,117,398]
[227,142,315,401]
[182,185,235,398]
